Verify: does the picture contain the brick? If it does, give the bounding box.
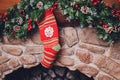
[60,27,78,47]
[60,48,74,56]
[58,56,74,66]
[77,27,108,46]
[0,55,10,65]
[8,38,22,44]
[108,42,120,60]
[79,43,105,54]
[0,63,11,73]
[97,74,114,80]
[94,55,120,80]
[20,55,37,65]
[77,64,98,77]
[2,46,22,56]
[76,49,93,63]
[8,58,21,70]
[25,46,43,54]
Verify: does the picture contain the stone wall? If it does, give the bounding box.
[0,27,120,80]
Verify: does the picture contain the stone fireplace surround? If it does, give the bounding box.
[0,27,120,80]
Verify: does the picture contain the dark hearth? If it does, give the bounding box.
[4,65,94,80]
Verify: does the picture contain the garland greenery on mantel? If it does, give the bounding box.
[0,0,120,44]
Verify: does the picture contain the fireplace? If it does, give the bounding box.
[4,65,93,80]
[0,27,119,80]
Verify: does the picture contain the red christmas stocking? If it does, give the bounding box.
[38,9,61,68]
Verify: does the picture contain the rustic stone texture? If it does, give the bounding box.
[54,61,65,67]
[3,36,9,44]
[79,43,105,54]
[76,64,98,77]
[0,50,2,56]
[94,55,120,80]
[20,55,37,65]
[0,63,11,73]
[8,38,22,44]
[77,27,108,46]
[108,42,120,60]
[25,46,43,54]
[60,27,78,47]
[76,49,93,64]
[58,56,74,66]
[8,58,21,70]
[59,48,74,56]
[22,39,34,46]
[2,46,22,56]
[35,54,44,63]
[97,74,114,80]
[0,55,10,65]
[31,31,42,45]
[0,28,120,80]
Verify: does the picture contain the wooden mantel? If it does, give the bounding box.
[0,0,119,13]
[0,0,20,13]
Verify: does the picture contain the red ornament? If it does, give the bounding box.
[5,17,8,21]
[93,2,98,6]
[102,24,108,28]
[19,10,25,14]
[111,10,116,14]
[27,24,32,31]
[27,18,33,31]
[90,0,94,2]
[28,18,33,24]
[3,17,8,22]
[74,4,79,9]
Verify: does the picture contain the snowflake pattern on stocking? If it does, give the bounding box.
[44,26,54,38]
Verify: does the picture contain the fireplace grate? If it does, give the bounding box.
[4,65,94,80]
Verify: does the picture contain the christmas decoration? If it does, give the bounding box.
[38,9,61,68]
[4,0,45,39]
[59,0,120,44]
[0,0,120,44]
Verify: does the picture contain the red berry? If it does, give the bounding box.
[97,1,100,3]
[90,0,94,2]
[93,2,98,6]
[5,17,8,21]
[112,10,115,14]
[28,18,32,23]
[74,4,79,9]
[28,24,32,31]
[102,24,108,28]
[54,1,58,6]
[19,10,25,14]
[99,21,103,25]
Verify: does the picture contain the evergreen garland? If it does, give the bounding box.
[0,0,120,44]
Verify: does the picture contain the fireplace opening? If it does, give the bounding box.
[4,65,94,80]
